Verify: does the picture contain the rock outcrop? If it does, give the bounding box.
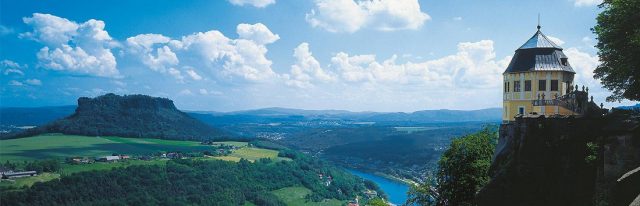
[477,110,640,206]
[10,94,227,140]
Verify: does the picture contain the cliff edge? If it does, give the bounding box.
[477,110,640,206]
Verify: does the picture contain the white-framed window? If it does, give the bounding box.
[518,106,525,115]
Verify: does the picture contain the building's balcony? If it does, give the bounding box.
[532,99,559,106]
[530,89,602,116]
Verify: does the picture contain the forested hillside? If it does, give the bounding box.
[1,156,379,205]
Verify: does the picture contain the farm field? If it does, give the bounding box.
[0,172,60,191]
[0,134,291,192]
[271,186,345,206]
[212,147,291,162]
[0,134,245,161]
[60,159,169,174]
[393,126,442,133]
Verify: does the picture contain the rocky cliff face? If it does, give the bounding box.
[13,93,227,140]
[476,111,640,206]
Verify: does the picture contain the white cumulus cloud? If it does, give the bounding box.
[0,25,14,36]
[573,0,602,7]
[179,89,193,95]
[168,68,184,82]
[547,35,565,46]
[285,42,336,88]
[329,40,509,89]
[22,13,119,77]
[227,0,275,8]
[306,0,430,33]
[126,34,178,72]
[126,23,279,82]
[237,23,280,45]
[2,60,26,76]
[186,69,203,80]
[25,79,42,86]
[8,80,23,86]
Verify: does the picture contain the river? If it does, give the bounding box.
[347,169,410,205]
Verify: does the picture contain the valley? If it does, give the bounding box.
[0,133,379,205]
[0,96,500,205]
[1,105,499,183]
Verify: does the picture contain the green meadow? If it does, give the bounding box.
[0,133,292,191]
[0,133,247,161]
[271,186,345,206]
[0,172,60,191]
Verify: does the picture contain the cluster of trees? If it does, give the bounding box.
[406,127,498,206]
[592,0,640,102]
[0,154,372,205]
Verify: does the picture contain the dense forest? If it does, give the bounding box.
[1,154,379,206]
[3,94,227,140]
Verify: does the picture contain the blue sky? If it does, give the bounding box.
[1,0,635,112]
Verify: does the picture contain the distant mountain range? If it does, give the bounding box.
[2,105,503,128]
[0,105,76,126]
[616,103,640,110]
[2,94,225,140]
[190,107,502,125]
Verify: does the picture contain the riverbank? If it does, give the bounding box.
[374,171,418,186]
[346,169,411,205]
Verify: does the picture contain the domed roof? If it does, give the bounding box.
[518,30,562,49]
[504,29,575,74]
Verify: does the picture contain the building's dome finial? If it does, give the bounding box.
[537,13,541,30]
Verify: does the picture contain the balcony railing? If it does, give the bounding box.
[532,99,559,106]
[531,90,590,115]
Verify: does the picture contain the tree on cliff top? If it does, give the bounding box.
[592,0,640,102]
[407,127,497,206]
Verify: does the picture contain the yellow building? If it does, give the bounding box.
[503,26,581,122]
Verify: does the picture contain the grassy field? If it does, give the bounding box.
[61,159,168,174]
[212,147,290,162]
[393,126,441,134]
[272,186,345,206]
[0,172,60,190]
[0,134,246,161]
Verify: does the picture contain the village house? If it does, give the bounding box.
[68,157,91,164]
[364,190,378,199]
[96,155,120,162]
[1,171,37,179]
[166,152,182,159]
